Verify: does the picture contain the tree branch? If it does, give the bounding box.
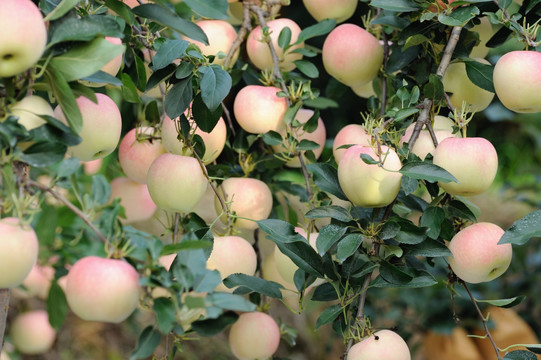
[224,2,252,70]
[0,289,10,353]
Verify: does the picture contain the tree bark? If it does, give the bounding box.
[0,289,11,352]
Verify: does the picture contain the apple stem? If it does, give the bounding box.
[0,289,10,353]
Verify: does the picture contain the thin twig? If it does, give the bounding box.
[221,102,236,137]
[0,289,10,353]
[343,273,372,357]
[224,2,252,70]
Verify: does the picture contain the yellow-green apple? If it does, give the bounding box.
[400,115,456,160]
[338,145,403,208]
[161,115,227,164]
[433,137,498,196]
[206,235,257,292]
[0,217,38,288]
[83,158,103,175]
[15,264,54,300]
[351,81,377,98]
[7,95,54,130]
[493,50,541,113]
[448,222,511,284]
[0,0,47,77]
[233,85,288,134]
[146,153,208,213]
[10,310,56,355]
[184,20,238,66]
[109,177,157,223]
[273,109,327,167]
[261,252,304,312]
[65,256,140,323]
[470,17,494,59]
[303,0,358,23]
[442,58,494,112]
[102,37,124,76]
[118,126,166,184]
[347,329,411,360]
[228,311,280,360]
[214,177,273,230]
[333,124,372,163]
[247,18,304,72]
[54,93,122,162]
[322,24,383,87]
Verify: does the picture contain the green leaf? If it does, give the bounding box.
[394,107,419,121]
[336,234,364,263]
[121,73,141,104]
[400,161,458,183]
[153,297,176,334]
[258,219,307,243]
[132,4,208,44]
[499,210,541,245]
[360,153,379,165]
[423,73,444,101]
[297,139,320,151]
[297,19,336,43]
[503,350,537,360]
[464,59,495,92]
[183,0,228,19]
[306,163,348,201]
[404,238,451,257]
[48,16,123,46]
[191,311,238,336]
[161,240,213,254]
[130,326,162,360]
[191,92,223,133]
[46,65,82,134]
[314,304,342,331]
[262,131,283,146]
[447,199,477,222]
[316,224,347,255]
[305,205,353,223]
[271,240,325,278]
[165,77,193,119]
[223,274,284,299]
[438,6,480,27]
[525,345,541,355]
[206,293,257,312]
[198,65,232,111]
[43,0,80,21]
[20,142,66,167]
[283,101,303,126]
[50,37,125,82]
[304,97,339,109]
[278,26,292,50]
[379,261,413,285]
[81,71,123,87]
[91,175,111,206]
[47,281,68,330]
[420,206,446,239]
[369,0,420,12]
[372,272,437,288]
[294,60,319,78]
[475,296,526,308]
[151,39,189,70]
[104,0,135,24]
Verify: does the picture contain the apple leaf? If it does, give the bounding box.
[464,58,495,92]
[314,304,342,331]
[526,345,541,355]
[438,6,480,27]
[191,93,223,133]
[223,274,284,299]
[48,16,123,46]
[153,297,176,334]
[499,210,541,245]
[206,293,257,312]
[275,241,325,278]
[306,163,348,201]
[379,261,413,285]
[475,296,526,308]
[316,224,347,255]
[403,238,452,257]
[82,71,123,87]
[336,234,364,263]
[400,161,458,183]
[191,311,238,336]
[43,0,80,21]
[146,64,177,92]
[503,350,537,360]
[372,271,437,288]
[151,39,189,71]
[47,281,68,330]
[305,205,353,223]
[278,26,292,50]
[297,19,336,43]
[420,206,446,239]
[20,142,67,168]
[369,0,420,12]
[183,0,228,20]
[198,65,232,111]
[257,219,306,244]
[46,65,82,134]
[294,60,319,78]
[121,73,141,104]
[164,77,193,119]
[130,326,162,360]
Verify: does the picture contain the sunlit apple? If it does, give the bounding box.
[228,312,280,360]
[233,85,288,134]
[303,0,358,23]
[184,20,238,66]
[333,124,372,164]
[348,329,411,360]
[400,115,456,160]
[110,177,157,223]
[7,95,54,130]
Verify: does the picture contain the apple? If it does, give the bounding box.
[470,17,494,59]
[0,0,47,77]
[83,158,103,175]
[161,115,227,165]
[110,177,157,223]
[351,81,377,99]
[228,311,280,360]
[10,310,56,355]
[0,217,39,288]
[214,177,273,230]
[273,227,319,284]
[448,222,512,284]
[338,145,403,208]
[101,37,124,76]
[493,50,541,113]
[146,153,208,213]
[348,329,411,360]
[322,24,384,87]
[184,20,238,66]
[442,58,495,112]
[247,18,303,72]
[400,115,456,160]
[233,85,288,134]
[303,0,358,23]
[54,93,122,162]
[118,126,166,184]
[272,109,327,168]
[65,256,140,323]
[7,95,54,130]
[333,124,372,164]
[433,137,498,196]
[423,327,483,360]
[206,236,257,292]
[261,252,305,312]
[15,264,54,300]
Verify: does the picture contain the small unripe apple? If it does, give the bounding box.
[0,0,47,77]
[348,329,411,360]
[146,153,208,213]
[54,93,122,162]
[110,177,157,223]
[338,145,403,208]
[247,18,303,71]
[493,50,541,113]
[400,115,456,160]
[322,24,383,87]
[207,236,257,292]
[228,312,280,360]
[10,310,56,355]
[433,137,498,196]
[184,20,238,66]
[303,0,358,23]
[233,85,288,134]
[8,95,54,130]
[0,217,39,288]
[333,124,372,164]
[118,126,166,184]
[66,256,140,323]
[215,177,273,230]
[448,222,512,284]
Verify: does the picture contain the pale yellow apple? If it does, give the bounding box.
[184,20,238,66]
[7,95,54,130]
[14,264,54,300]
[110,177,157,223]
[10,310,56,355]
[303,0,358,23]
[470,17,494,59]
[228,312,281,360]
[274,227,319,284]
[351,81,376,98]
[400,115,456,159]
[348,329,411,360]
[233,85,288,134]
[333,124,372,163]
[102,37,124,76]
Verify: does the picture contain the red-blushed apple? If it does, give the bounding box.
[54,93,122,162]
[273,109,327,167]
[146,153,208,213]
[83,158,103,175]
[14,264,54,300]
[206,236,257,292]
[448,222,512,284]
[433,137,498,196]
[442,58,495,112]
[118,126,166,184]
[322,24,383,87]
[161,115,227,164]
[400,115,456,160]
[0,217,39,288]
[0,0,47,77]
[102,37,124,76]
[214,177,273,230]
[333,124,372,164]
[247,18,303,71]
[347,329,411,360]
[303,0,358,23]
[109,177,157,223]
[233,85,288,134]
[228,311,280,360]
[493,50,541,113]
[10,310,56,355]
[7,95,54,130]
[338,145,403,208]
[184,20,238,66]
[65,256,140,323]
